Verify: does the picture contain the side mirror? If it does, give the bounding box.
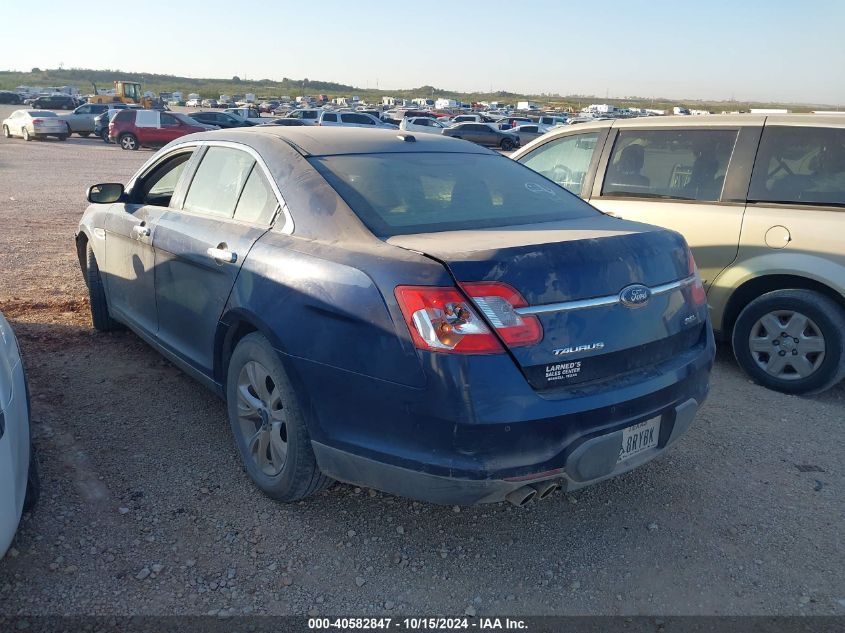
[87,183,125,204]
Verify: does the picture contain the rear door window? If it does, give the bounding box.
[748,126,845,206]
[601,129,738,201]
[233,166,279,225]
[183,147,255,218]
[518,132,601,195]
[322,113,338,122]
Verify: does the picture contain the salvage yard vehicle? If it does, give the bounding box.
[59,103,129,137]
[224,106,268,125]
[317,111,396,128]
[509,124,550,145]
[514,114,845,394]
[2,110,68,141]
[76,127,714,506]
[0,90,23,104]
[189,111,254,129]
[24,94,77,110]
[399,116,447,135]
[0,312,39,557]
[442,122,520,150]
[109,109,212,150]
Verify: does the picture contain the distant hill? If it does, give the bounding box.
[0,67,838,113]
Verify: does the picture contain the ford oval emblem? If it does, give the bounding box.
[620,284,651,308]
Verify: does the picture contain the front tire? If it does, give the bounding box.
[23,445,40,514]
[2,125,9,138]
[84,243,122,332]
[119,133,138,150]
[226,333,333,502]
[732,289,845,395]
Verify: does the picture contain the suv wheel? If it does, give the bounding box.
[226,333,333,502]
[119,133,138,150]
[732,289,845,394]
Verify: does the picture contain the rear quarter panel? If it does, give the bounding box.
[708,205,845,331]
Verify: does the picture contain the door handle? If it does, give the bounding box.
[207,247,237,264]
[132,225,151,237]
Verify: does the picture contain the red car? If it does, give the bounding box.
[109,109,211,150]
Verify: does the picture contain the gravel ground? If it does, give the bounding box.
[0,104,843,617]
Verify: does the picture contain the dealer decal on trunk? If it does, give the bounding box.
[545,361,582,382]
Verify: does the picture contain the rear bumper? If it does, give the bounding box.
[313,393,703,505]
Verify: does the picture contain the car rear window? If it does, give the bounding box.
[309,152,597,237]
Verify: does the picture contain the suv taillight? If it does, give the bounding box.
[395,283,542,354]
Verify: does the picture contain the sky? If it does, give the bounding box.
[1,0,843,105]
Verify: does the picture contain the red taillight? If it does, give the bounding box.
[395,283,543,354]
[395,286,503,354]
[32,119,43,125]
[687,252,707,306]
[461,282,543,347]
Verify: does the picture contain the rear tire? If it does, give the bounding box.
[79,132,91,138]
[85,243,122,332]
[22,128,31,141]
[500,138,515,151]
[732,289,845,395]
[58,134,67,141]
[119,133,138,150]
[226,333,333,502]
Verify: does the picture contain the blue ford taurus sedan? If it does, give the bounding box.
[76,127,715,506]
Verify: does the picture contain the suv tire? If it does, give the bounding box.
[226,333,333,502]
[119,133,139,150]
[732,289,845,395]
[85,243,122,332]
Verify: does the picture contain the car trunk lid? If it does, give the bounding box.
[388,215,706,390]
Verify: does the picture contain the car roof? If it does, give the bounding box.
[173,126,492,157]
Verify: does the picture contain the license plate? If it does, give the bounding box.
[617,416,660,463]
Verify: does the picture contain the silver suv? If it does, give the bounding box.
[513,115,845,394]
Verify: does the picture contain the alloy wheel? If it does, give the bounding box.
[235,360,288,476]
[748,310,826,380]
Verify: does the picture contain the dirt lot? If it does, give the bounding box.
[0,103,843,617]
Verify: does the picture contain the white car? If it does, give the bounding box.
[399,116,447,135]
[317,111,396,128]
[284,109,322,125]
[0,312,38,557]
[2,109,69,141]
[186,98,202,107]
[509,124,552,145]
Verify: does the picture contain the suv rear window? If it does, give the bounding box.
[309,152,597,237]
[748,126,845,206]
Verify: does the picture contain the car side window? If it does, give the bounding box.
[303,111,318,120]
[160,113,179,127]
[234,166,279,225]
[135,151,194,208]
[183,147,255,218]
[601,129,738,201]
[519,132,601,195]
[77,105,90,114]
[323,113,338,122]
[748,126,845,206]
